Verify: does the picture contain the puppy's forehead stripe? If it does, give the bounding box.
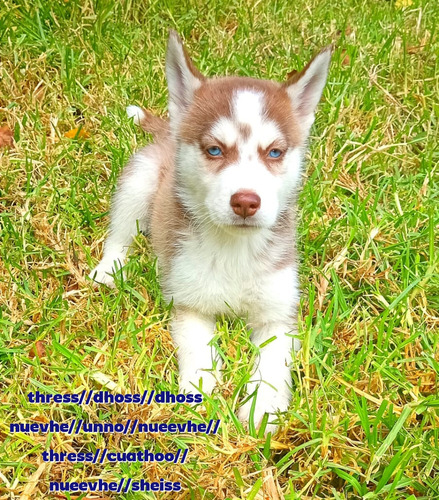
[239,124,251,141]
[233,90,264,125]
[232,90,284,146]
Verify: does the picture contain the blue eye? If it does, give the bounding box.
[207,146,222,157]
[268,149,282,158]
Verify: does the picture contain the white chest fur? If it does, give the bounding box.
[163,227,299,324]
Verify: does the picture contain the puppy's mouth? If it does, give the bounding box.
[232,223,258,228]
[224,219,263,231]
[205,210,268,232]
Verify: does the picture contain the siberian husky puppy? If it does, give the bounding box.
[90,31,331,434]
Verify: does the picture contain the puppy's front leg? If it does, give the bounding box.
[89,151,159,288]
[172,307,221,395]
[238,322,300,434]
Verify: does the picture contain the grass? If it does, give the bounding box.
[0,0,438,498]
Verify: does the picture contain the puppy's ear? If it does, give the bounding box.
[166,30,205,128]
[285,47,332,134]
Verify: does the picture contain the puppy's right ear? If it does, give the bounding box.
[166,30,205,128]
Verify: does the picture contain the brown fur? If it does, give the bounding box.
[239,123,251,141]
[202,141,239,172]
[137,48,319,273]
[148,139,190,270]
[136,108,170,140]
[180,77,303,148]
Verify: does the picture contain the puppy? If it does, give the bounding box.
[89,31,331,434]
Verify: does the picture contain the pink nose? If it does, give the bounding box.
[230,191,261,218]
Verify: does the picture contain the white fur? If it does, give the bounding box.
[166,31,202,134]
[177,90,304,231]
[90,35,330,434]
[171,309,221,394]
[166,225,301,434]
[88,148,160,287]
[166,227,298,318]
[171,98,305,431]
[233,91,281,148]
[234,90,263,124]
[126,105,145,125]
[286,48,332,134]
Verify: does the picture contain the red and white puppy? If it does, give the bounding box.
[90,31,331,434]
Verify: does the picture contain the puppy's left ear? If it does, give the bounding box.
[166,30,205,129]
[285,46,332,134]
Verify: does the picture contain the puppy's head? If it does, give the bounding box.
[166,31,331,232]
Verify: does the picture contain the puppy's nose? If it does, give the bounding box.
[230,191,261,218]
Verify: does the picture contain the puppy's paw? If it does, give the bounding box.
[179,370,219,397]
[88,256,125,288]
[237,403,279,436]
[88,265,116,288]
[237,382,291,435]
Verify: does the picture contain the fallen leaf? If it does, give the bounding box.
[33,415,49,423]
[336,25,352,37]
[342,53,351,66]
[407,45,425,54]
[0,125,14,148]
[29,340,46,359]
[64,127,90,139]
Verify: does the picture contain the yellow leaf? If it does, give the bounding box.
[0,125,14,148]
[395,0,413,8]
[64,127,90,139]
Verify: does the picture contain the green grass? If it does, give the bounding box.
[0,0,438,498]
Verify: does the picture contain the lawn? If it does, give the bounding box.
[0,0,438,498]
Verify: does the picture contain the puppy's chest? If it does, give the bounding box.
[164,233,280,315]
